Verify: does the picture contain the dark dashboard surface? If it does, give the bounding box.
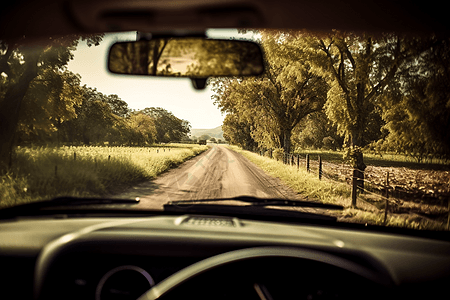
[1,214,449,300]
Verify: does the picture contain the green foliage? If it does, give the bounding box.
[0,34,104,169]
[199,134,211,141]
[140,107,191,143]
[216,31,450,169]
[377,38,450,162]
[292,111,343,150]
[126,112,158,145]
[213,30,328,153]
[222,113,258,150]
[302,32,413,150]
[11,72,189,148]
[272,148,285,161]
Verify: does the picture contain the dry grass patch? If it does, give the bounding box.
[0,144,208,208]
[230,146,449,230]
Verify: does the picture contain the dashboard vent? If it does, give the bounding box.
[176,216,240,227]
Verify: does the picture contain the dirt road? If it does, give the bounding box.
[115,145,304,210]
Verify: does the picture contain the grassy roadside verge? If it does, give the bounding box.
[229,146,448,230]
[0,144,208,208]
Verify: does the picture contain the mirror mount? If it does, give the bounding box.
[137,32,206,41]
[191,78,208,90]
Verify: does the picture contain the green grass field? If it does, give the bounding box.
[0,144,208,208]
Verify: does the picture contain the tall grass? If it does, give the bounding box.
[230,146,350,206]
[231,146,448,230]
[0,144,208,208]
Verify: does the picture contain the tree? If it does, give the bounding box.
[222,113,258,150]
[127,112,157,145]
[378,37,450,161]
[105,94,130,118]
[62,85,120,145]
[16,70,84,145]
[140,107,191,142]
[199,134,211,141]
[292,111,343,150]
[298,32,431,170]
[0,34,102,169]
[213,30,328,153]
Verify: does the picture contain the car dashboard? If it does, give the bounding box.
[1,214,449,300]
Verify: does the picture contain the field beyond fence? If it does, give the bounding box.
[234,147,450,230]
[0,144,208,208]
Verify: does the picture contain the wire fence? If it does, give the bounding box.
[253,149,450,228]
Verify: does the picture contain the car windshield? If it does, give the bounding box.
[0,29,449,231]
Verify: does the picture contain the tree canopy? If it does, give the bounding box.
[0,34,193,171]
[0,34,102,168]
[213,30,328,153]
[214,30,450,165]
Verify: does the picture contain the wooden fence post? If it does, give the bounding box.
[306,154,310,173]
[318,156,322,180]
[384,172,389,225]
[351,168,358,207]
[73,152,76,161]
[447,198,450,230]
[297,154,300,170]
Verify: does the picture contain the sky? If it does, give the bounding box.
[67,29,258,129]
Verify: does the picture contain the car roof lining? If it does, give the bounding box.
[1,0,449,39]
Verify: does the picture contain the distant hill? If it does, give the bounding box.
[190,126,224,140]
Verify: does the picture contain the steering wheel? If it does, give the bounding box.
[137,246,390,300]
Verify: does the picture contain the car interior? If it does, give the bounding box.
[1,1,450,300]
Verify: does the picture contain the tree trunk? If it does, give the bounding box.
[282,128,292,154]
[350,127,366,191]
[0,50,40,171]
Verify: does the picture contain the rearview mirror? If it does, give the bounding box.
[108,38,264,78]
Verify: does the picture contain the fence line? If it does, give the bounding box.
[254,148,449,227]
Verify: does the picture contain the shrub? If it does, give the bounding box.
[272,148,285,161]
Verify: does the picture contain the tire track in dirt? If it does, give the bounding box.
[114,145,309,211]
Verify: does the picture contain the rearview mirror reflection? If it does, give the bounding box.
[108,38,264,78]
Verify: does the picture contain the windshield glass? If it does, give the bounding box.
[1,29,449,230]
